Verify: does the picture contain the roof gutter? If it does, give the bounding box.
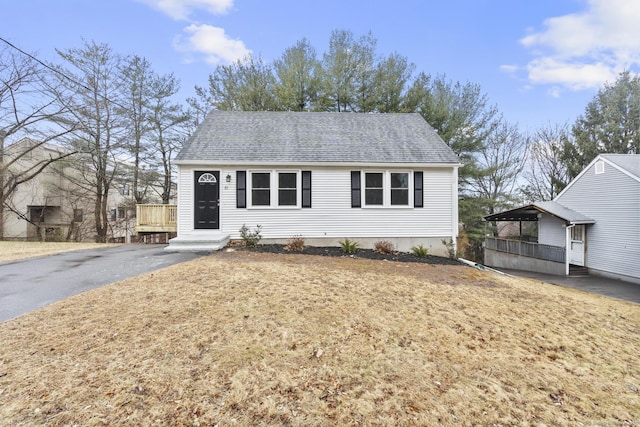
[174,160,463,168]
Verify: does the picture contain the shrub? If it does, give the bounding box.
[339,238,360,254]
[373,240,395,254]
[411,244,429,258]
[456,228,472,260]
[284,235,305,252]
[441,238,457,259]
[239,224,262,247]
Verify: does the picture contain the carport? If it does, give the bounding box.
[484,201,594,276]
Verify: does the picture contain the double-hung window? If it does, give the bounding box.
[364,172,384,205]
[390,172,409,206]
[251,172,271,206]
[278,172,297,206]
[238,170,312,208]
[352,170,420,208]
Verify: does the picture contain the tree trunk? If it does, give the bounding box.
[0,187,4,240]
[0,131,5,240]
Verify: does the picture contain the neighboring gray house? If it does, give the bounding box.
[485,154,640,284]
[168,111,461,255]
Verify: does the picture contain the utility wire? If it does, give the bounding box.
[0,36,131,113]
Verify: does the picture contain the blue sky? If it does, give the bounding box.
[4,0,640,131]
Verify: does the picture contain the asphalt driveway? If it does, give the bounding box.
[0,244,203,323]
[496,268,640,304]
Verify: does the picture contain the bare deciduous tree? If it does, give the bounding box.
[54,40,127,243]
[465,120,529,215]
[522,123,571,202]
[0,43,76,239]
[146,72,189,204]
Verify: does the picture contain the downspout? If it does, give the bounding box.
[452,166,459,254]
[565,223,574,276]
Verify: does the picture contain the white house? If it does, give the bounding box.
[485,154,640,284]
[168,111,461,256]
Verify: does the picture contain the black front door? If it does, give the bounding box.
[194,171,220,229]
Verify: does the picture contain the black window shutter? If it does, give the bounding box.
[414,171,423,208]
[302,171,312,208]
[236,171,246,208]
[351,171,361,208]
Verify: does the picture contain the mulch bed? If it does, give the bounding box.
[239,243,463,265]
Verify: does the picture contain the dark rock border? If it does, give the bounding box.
[240,244,463,266]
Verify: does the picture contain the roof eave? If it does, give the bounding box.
[483,204,596,224]
[175,159,463,168]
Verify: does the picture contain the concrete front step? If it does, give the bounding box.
[569,264,589,277]
[165,233,230,252]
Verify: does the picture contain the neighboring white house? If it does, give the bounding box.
[168,111,461,256]
[485,154,640,284]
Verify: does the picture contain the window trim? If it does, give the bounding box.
[278,172,298,206]
[390,171,410,206]
[246,170,303,209]
[250,171,272,206]
[353,170,415,208]
[364,171,385,206]
[571,224,584,242]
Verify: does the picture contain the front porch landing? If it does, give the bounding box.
[165,232,230,252]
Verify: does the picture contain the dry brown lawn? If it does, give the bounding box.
[0,241,115,263]
[0,250,638,426]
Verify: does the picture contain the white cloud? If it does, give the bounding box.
[499,64,519,75]
[137,0,249,65]
[526,58,617,90]
[137,0,233,20]
[174,24,250,65]
[515,0,640,93]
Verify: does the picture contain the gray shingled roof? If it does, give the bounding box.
[600,154,640,179]
[534,201,595,224]
[484,201,595,224]
[176,111,460,165]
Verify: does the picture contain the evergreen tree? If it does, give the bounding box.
[374,52,414,113]
[565,71,640,179]
[273,38,322,111]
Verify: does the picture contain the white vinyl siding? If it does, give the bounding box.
[538,215,566,247]
[177,165,456,240]
[176,168,195,233]
[555,160,640,280]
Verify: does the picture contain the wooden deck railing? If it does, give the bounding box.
[485,237,565,263]
[135,204,177,233]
